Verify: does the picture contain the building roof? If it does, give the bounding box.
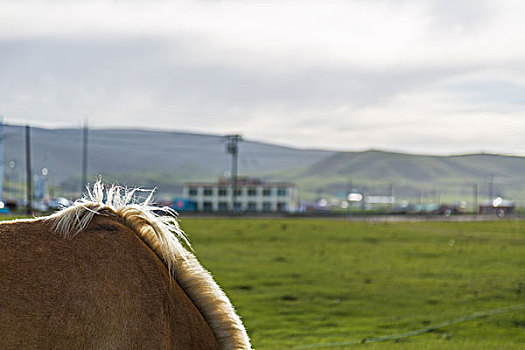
[185,177,296,187]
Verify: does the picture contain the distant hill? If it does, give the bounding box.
[278,150,525,204]
[2,125,335,197]
[3,126,525,205]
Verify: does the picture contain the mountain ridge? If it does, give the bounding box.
[3,125,525,203]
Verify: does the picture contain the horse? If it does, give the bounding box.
[0,182,252,349]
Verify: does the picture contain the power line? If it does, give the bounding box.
[81,120,88,193]
[25,125,32,215]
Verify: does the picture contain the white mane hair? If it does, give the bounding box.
[44,181,251,350]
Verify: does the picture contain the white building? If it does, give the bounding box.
[182,178,298,213]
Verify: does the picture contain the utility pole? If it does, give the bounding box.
[316,188,322,202]
[489,175,494,203]
[25,125,32,215]
[389,183,394,213]
[81,121,88,193]
[473,183,478,214]
[347,179,353,215]
[225,134,242,213]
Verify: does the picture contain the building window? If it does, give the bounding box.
[203,187,213,196]
[247,187,257,196]
[218,187,228,196]
[262,202,272,212]
[188,188,198,196]
[233,202,242,211]
[247,202,257,211]
[277,187,287,196]
[263,188,272,196]
[234,189,243,196]
[218,202,228,211]
[203,202,213,212]
[277,202,287,212]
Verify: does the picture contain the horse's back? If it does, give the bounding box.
[0,216,219,349]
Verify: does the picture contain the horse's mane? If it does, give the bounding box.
[44,182,251,350]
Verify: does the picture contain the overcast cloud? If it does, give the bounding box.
[1,0,525,154]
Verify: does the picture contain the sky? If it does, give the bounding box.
[1,0,525,155]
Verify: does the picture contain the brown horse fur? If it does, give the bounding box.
[0,182,251,349]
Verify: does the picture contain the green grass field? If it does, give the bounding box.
[180,218,525,349]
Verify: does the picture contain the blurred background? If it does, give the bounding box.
[3,0,525,217]
[1,2,525,349]
[0,122,524,217]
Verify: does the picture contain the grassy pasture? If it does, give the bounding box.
[181,218,525,349]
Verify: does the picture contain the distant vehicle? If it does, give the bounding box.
[0,201,10,214]
[394,202,463,216]
[171,198,196,213]
[4,200,17,211]
[393,202,415,214]
[434,204,463,216]
[479,197,515,217]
